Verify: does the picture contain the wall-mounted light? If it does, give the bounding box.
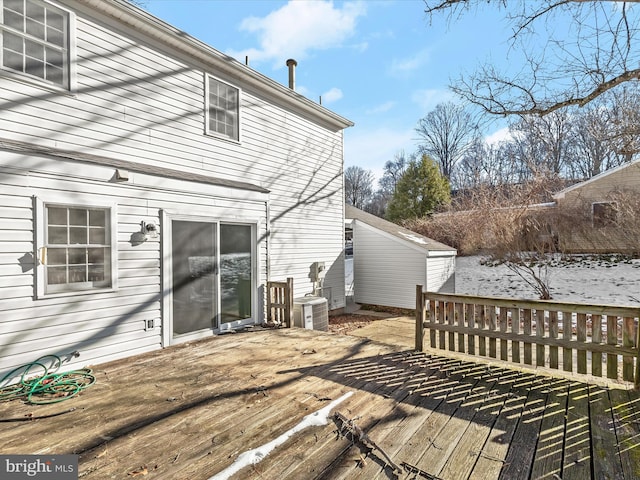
[141,221,159,239]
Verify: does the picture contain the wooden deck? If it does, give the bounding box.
[0,326,638,479]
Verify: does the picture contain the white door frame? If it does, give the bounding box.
[161,210,260,347]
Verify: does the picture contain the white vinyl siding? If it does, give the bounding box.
[353,222,426,309]
[426,255,456,293]
[0,153,268,378]
[0,0,73,89]
[0,1,348,377]
[352,221,456,310]
[0,14,345,290]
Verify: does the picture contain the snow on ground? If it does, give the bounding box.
[345,257,354,297]
[455,255,640,306]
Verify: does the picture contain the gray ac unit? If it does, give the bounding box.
[293,296,328,331]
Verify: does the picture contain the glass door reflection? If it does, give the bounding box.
[220,224,252,325]
[171,220,217,336]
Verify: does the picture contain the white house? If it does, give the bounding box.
[0,0,352,379]
[346,206,456,309]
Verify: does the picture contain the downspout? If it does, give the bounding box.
[265,199,271,282]
[263,199,271,326]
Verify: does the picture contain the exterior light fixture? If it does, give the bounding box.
[140,221,159,239]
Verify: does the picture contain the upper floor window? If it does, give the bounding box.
[39,203,116,295]
[0,0,70,89]
[206,75,239,141]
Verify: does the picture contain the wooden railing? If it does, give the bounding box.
[415,287,640,388]
[267,278,294,327]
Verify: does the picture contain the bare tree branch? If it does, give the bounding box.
[425,0,640,116]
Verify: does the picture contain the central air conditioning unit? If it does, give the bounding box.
[293,296,328,332]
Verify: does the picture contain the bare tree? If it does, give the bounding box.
[453,136,487,189]
[509,110,576,177]
[379,150,410,196]
[597,85,640,159]
[344,165,374,210]
[424,1,640,116]
[487,141,528,185]
[569,101,627,179]
[366,151,412,218]
[415,102,476,184]
[410,176,566,299]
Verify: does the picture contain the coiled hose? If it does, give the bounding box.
[0,355,95,405]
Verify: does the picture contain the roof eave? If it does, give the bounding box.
[77,0,354,132]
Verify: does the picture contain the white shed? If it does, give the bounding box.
[345,206,457,309]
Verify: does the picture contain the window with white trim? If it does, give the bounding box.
[0,0,70,89]
[206,75,239,141]
[41,203,115,294]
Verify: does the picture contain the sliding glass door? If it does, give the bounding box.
[169,218,254,340]
[171,220,218,336]
[220,224,253,326]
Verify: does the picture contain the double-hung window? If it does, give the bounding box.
[0,0,71,89]
[206,75,239,141]
[38,202,116,296]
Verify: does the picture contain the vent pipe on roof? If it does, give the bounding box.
[286,58,297,90]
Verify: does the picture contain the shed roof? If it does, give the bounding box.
[345,205,456,253]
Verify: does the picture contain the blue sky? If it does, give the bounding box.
[143,0,516,181]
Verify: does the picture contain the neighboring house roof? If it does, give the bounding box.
[345,205,456,253]
[553,158,640,200]
[0,138,270,193]
[81,0,353,133]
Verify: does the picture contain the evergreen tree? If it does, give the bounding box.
[386,155,451,222]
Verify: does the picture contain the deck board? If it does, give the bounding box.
[609,387,640,480]
[590,385,625,479]
[0,327,638,480]
[469,372,535,479]
[529,377,569,478]
[562,382,592,480]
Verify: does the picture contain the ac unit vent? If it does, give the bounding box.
[293,296,328,331]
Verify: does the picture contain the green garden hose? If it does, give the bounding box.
[0,355,96,404]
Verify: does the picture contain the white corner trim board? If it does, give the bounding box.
[208,391,354,480]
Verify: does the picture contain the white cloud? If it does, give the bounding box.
[365,101,395,114]
[229,1,366,67]
[321,87,343,104]
[485,126,512,146]
[390,49,431,76]
[351,41,369,53]
[411,89,453,112]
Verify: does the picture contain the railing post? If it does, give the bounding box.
[285,277,294,328]
[416,285,424,352]
[635,316,640,390]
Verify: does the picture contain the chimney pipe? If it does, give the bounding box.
[286,58,297,90]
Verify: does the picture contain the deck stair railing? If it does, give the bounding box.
[415,287,640,389]
[267,278,294,327]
